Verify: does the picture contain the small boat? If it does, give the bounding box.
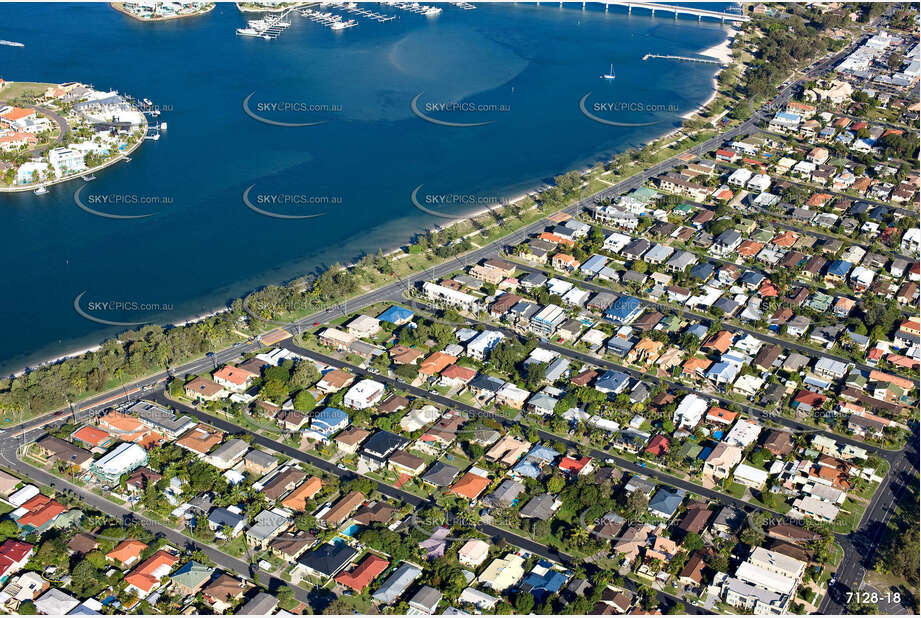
[158,122,167,131]
[601,63,616,80]
[0,40,24,48]
[236,27,260,36]
[123,156,132,163]
[34,185,48,195]
[81,174,96,182]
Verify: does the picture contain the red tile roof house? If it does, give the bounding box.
[124,549,179,598]
[106,539,148,567]
[212,364,258,392]
[791,390,827,413]
[70,425,114,449]
[335,554,389,593]
[0,540,33,583]
[558,456,594,476]
[644,435,669,457]
[450,472,492,500]
[14,495,68,533]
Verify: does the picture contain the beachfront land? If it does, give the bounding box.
[0,80,147,190]
[111,2,215,21]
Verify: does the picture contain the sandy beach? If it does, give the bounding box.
[681,27,738,120]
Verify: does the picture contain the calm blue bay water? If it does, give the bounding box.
[0,2,730,374]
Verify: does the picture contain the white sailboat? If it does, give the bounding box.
[601,63,616,80]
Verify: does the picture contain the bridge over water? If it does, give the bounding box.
[533,1,750,23]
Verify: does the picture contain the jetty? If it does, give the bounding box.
[643,53,725,66]
[382,2,442,16]
[236,8,294,39]
[337,3,396,21]
[300,8,358,29]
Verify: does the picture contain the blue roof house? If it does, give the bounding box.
[305,407,349,441]
[580,254,608,276]
[690,262,715,282]
[706,362,739,386]
[604,296,643,325]
[648,487,686,519]
[377,305,415,325]
[512,445,559,479]
[521,561,571,602]
[595,370,631,395]
[826,260,852,281]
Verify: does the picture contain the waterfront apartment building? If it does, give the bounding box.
[422,282,480,313]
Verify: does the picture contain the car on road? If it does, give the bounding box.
[337,463,347,471]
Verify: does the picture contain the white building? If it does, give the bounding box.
[728,168,753,187]
[423,281,479,313]
[343,379,385,410]
[90,442,148,483]
[673,393,708,429]
[15,161,49,185]
[47,147,86,177]
[723,418,762,449]
[466,330,505,361]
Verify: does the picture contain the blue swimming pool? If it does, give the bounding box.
[341,524,362,537]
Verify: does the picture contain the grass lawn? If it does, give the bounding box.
[724,482,746,499]
[220,534,249,558]
[0,81,55,101]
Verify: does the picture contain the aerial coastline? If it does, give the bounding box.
[111,1,215,21]
[0,2,918,617]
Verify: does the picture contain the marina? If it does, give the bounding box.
[236,10,293,38]
[382,2,443,16]
[300,9,358,30]
[336,3,396,22]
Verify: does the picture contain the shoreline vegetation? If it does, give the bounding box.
[0,5,862,423]
[110,2,215,21]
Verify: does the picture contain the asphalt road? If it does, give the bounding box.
[410,288,899,463]
[147,389,708,613]
[279,338,770,515]
[3,23,909,614]
[0,439,318,608]
[511,259,913,421]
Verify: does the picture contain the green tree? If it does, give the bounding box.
[293,390,316,412]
